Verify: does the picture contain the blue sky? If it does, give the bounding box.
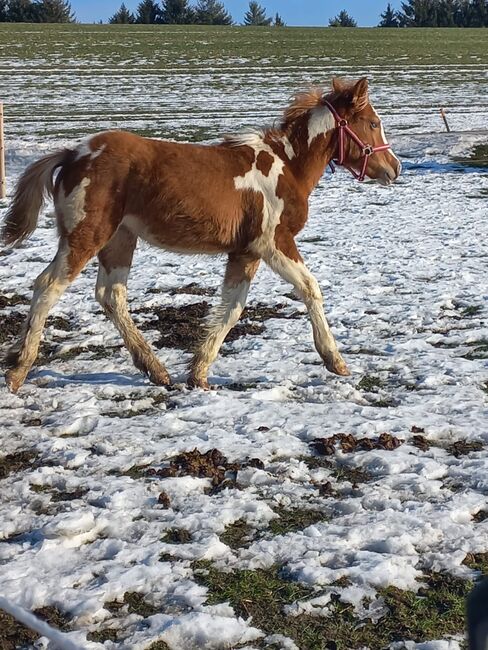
[72,1,402,26]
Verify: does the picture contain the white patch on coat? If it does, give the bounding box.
[197,279,251,371]
[281,136,296,160]
[307,105,335,147]
[57,177,91,233]
[233,135,285,258]
[370,103,401,165]
[122,214,165,249]
[225,129,267,149]
[95,265,130,306]
[75,140,107,162]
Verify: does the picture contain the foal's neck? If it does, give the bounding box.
[284,115,337,196]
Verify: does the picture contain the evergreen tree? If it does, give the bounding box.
[0,0,8,20]
[7,0,36,21]
[453,0,469,25]
[34,0,75,22]
[135,0,160,23]
[194,0,232,24]
[329,9,357,26]
[379,2,400,26]
[243,1,272,25]
[399,0,437,26]
[469,0,488,25]
[436,0,456,26]
[274,12,285,26]
[160,0,194,24]
[109,2,135,23]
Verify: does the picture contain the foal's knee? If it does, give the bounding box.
[299,276,322,305]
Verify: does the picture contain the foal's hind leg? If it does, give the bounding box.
[5,239,94,393]
[96,225,170,386]
[188,252,260,389]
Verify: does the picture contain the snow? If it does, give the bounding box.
[1,37,488,649]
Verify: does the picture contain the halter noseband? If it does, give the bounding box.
[324,100,391,182]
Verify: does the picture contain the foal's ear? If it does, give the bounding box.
[351,77,369,112]
[331,77,347,93]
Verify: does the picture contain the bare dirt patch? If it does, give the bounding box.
[135,301,301,351]
[0,606,70,650]
[311,433,403,456]
[0,450,38,480]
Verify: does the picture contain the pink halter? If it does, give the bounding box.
[324,100,391,182]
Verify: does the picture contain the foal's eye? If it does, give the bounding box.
[370,121,379,129]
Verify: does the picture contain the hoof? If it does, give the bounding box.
[325,356,351,377]
[187,376,210,391]
[5,369,26,394]
[149,371,172,387]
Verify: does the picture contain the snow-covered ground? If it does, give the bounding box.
[1,25,488,650]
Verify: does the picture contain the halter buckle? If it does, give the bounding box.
[363,145,374,156]
[338,118,348,127]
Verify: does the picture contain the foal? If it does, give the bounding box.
[2,77,400,393]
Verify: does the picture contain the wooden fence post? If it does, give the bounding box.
[440,108,451,133]
[0,102,6,199]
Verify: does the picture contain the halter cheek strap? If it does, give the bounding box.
[324,100,391,182]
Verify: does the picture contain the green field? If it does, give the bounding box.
[0,24,487,145]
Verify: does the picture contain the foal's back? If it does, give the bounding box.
[55,130,260,255]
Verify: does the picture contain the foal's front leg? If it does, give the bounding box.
[265,229,350,376]
[188,252,260,389]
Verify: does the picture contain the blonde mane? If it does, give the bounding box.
[282,87,325,126]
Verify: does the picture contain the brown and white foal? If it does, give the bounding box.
[2,77,400,393]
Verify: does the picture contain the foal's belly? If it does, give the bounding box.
[121,214,231,255]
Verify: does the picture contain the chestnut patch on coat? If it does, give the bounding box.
[255,150,275,177]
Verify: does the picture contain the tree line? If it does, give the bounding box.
[1,0,486,26]
[109,1,284,26]
[329,0,487,26]
[0,0,74,22]
[379,0,488,27]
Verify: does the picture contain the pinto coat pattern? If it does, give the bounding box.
[1,77,401,393]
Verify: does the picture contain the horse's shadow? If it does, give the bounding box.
[30,369,148,389]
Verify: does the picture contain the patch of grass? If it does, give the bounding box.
[447,439,483,457]
[162,528,192,544]
[0,606,70,649]
[0,450,38,480]
[461,305,483,317]
[30,484,88,502]
[268,507,326,536]
[332,464,372,486]
[144,642,171,650]
[221,519,255,549]
[462,340,488,360]
[0,293,29,309]
[356,375,383,392]
[87,628,119,642]
[105,592,159,618]
[168,282,217,296]
[194,565,471,650]
[463,552,488,574]
[117,463,152,479]
[0,609,38,649]
[453,144,488,169]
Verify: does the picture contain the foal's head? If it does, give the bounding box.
[327,77,401,185]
